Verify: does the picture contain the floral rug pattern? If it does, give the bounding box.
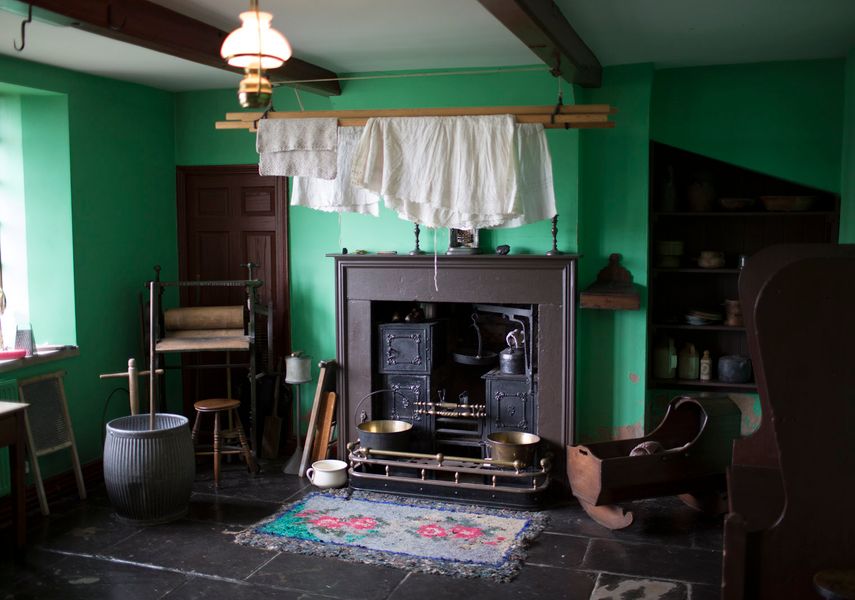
[234,491,548,581]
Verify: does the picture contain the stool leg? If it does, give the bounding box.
[213,411,221,487]
[232,410,258,473]
[191,410,202,445]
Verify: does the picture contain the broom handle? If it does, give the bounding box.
[272,356,283,417]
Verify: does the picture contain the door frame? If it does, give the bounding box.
[175,164,292,359]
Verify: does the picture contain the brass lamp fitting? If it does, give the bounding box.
[238,67,272,108]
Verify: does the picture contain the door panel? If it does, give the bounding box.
[176,165,290,416]
[244,232,275,306]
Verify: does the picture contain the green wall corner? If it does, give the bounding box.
[841,49,855,243]
[0,55,179,493]
[575,64,654,442]
[651,60,845,193]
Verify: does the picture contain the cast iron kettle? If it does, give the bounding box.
[499,329,526,375]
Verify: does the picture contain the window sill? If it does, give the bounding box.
[0,346,80,375]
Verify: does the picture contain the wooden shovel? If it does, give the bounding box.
[261,356,284,459]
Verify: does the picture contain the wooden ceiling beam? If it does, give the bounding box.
[24,0,342,96]
[477,0,601,88]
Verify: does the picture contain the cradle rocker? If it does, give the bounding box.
[567,395,740,529]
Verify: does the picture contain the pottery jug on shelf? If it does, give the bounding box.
[678,343,700,380]
[718,355,752,383]
[653,337,677,379]
[687,174,716,212]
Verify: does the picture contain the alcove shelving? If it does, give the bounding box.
[648,142,840,392]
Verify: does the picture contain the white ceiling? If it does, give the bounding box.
[0,0,854,92]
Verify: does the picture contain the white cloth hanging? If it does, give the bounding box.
[291,127,381,215]
[349,115,555,229]
[496,123,556,228]
[257,117,338,179]
[350,115,519,229]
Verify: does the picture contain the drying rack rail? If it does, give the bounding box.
[347,442,552,509]
[216,104,617,132]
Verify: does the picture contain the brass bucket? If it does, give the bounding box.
[487,431,541,467]
[357,419,413,452]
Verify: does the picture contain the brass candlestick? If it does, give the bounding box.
[546,214,563,256]
[409,223,425,255]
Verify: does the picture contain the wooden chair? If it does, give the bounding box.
[723,244,855,599]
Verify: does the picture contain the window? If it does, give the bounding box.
[0,86,74,351]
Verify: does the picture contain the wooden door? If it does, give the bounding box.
[176,165,290,414]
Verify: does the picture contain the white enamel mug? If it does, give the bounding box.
[305,459,348,489]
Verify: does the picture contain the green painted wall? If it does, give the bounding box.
[651,60,844,193]
[175,68,582,423]
[0,55,178,495]
[842,50,855,243]
[21,94,75,345]
[575,64,654,442]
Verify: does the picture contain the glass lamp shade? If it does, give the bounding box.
[220,10,292,69]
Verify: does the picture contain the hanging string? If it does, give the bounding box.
[272,66,549,87]
[293,87,305,111]
[433,229,439,292]
[338,213,343,253]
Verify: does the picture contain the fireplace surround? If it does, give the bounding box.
[332,254,578,499]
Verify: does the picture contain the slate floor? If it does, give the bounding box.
[1,460,723,600]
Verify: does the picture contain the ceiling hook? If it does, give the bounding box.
[107,4,126,31]
[13,4,33,52]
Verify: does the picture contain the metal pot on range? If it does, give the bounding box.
[356,419,413,452]
[354,389,415,452]
[486,431,541,467]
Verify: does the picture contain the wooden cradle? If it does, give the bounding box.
[567,395,740,529]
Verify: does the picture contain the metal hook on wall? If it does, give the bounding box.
[13,4,33,52]
[107,4,126,31]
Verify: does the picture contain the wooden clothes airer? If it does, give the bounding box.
[216,103,616,132]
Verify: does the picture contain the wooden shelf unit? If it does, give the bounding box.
[647,142,840,393]
[649,378,758,392]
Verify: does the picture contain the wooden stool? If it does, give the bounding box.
[191,399,257,486]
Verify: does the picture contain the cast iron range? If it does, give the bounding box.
[348,304,550,508]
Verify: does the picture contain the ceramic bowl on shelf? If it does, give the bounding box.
[760,195,815,212]
[656,255,681,268]
[0,348,27,360]
[698,250,725,269]
[718,197,756,211]
[656,240,684,256]
[684,309,723,326]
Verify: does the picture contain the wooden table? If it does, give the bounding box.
[0,401,29,548]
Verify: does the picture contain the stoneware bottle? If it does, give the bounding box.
[700,350,712,381]
[678,343,700,380]
[653,337,677,379]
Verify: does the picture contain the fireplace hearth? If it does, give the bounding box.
[332,254,577,506]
